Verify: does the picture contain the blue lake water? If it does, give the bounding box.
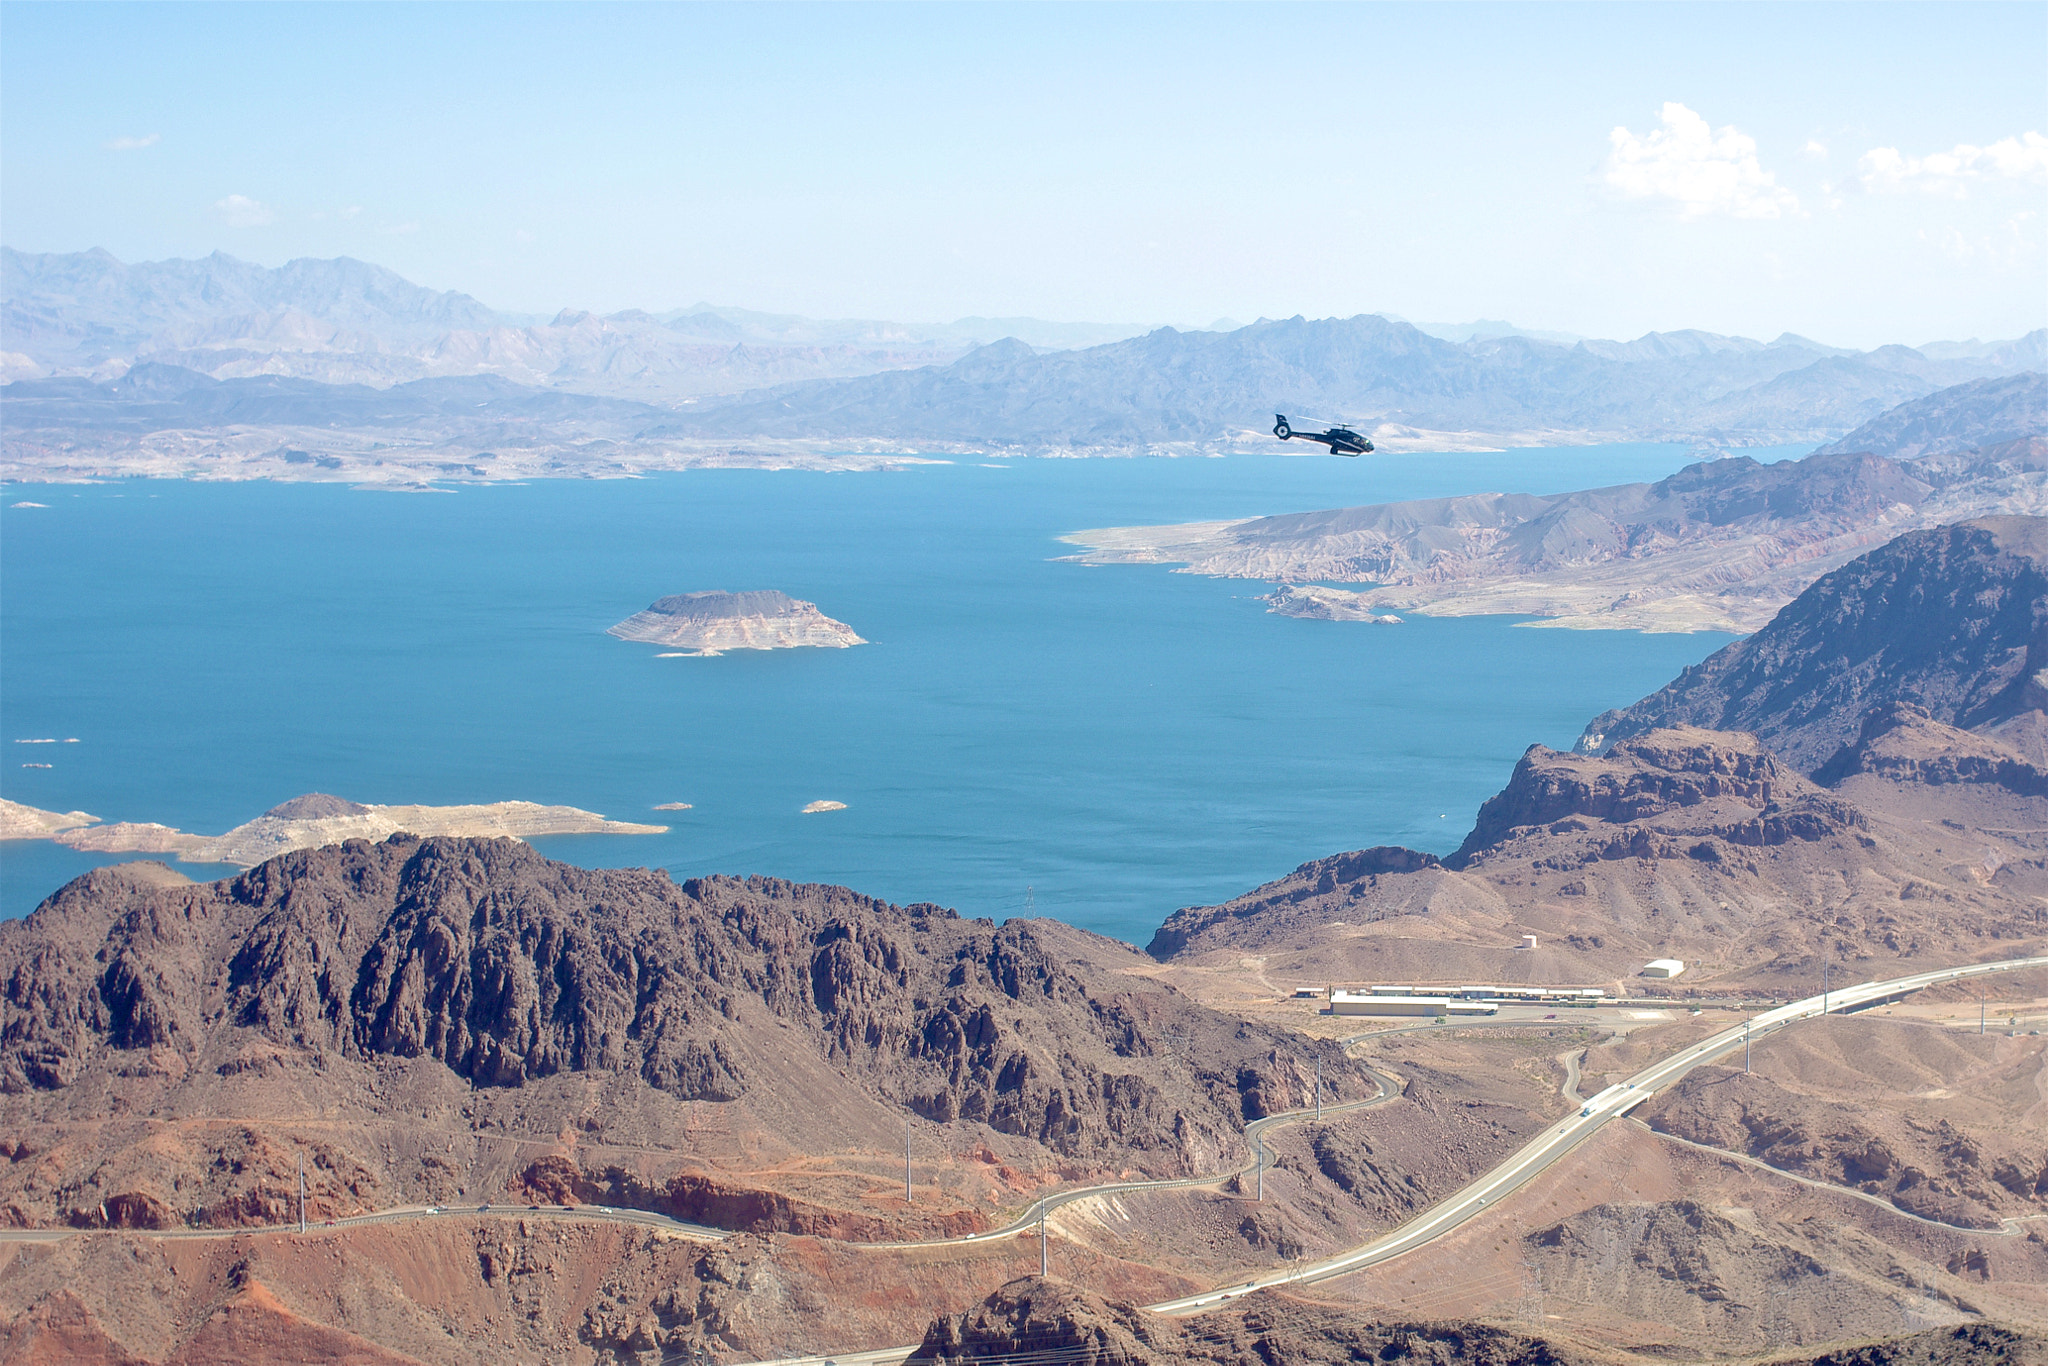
[0,446,1775,944]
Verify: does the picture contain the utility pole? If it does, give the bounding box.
[1256,1140,1264,1203]
[905,1117,912,1204]
[1743,1014,1751,1074]
[1980,1000,1986,1035]
[298,1154,306,1235]
[1039,1198,1048,1279]
[1315,1056,1323,1122]
[1821,955,1829,1015]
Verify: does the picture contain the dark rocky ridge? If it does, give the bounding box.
[1815,703,2048,796]
[1580,516,2048,774]
[0,836,1374,1223]
[1449,729,1865,870]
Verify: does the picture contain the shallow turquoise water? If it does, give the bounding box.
[0,447,1751,944]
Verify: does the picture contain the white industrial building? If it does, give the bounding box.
[1641,958,1686,978]
[1329,991,1499,1017]
[1363,984,1603,1004]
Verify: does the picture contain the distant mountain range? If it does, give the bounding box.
[2,246,2043,468]
[0,248,1155,400]
[663,316,2044,451]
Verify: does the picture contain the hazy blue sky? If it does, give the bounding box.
[3,2,2042,346]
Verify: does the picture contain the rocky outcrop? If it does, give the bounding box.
[1814,703,2048,796]
[1581,516,2048,773]
[1146,847,1442,960]
[509,1156,990,1241]
[1448,729,1864,870]
[1,837,1372,1190]
[606,589,865,655]
[909,1276,1582,1365]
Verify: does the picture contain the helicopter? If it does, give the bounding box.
[1272,414,1373,456]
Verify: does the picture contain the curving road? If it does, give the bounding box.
[742,952,2048,1365]
[865,1060,1407,1251]
[9,955,2039,1366]
[1145,953,2048,1312]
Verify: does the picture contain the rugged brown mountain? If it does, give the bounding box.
[0,836,1374,1234]
[1149,724,2048,986]
[1580,516,2048,774]
[1152,519,2048,986]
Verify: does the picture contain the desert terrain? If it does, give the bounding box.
[3,517,2045,1364]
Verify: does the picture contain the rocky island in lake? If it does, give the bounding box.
[607,589,866,655]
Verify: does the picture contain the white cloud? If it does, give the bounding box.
[105,133,159,151]
[340,205,363,219]
[214,194,275,227]
[1801,139,1828,159]
[1858,131,2048,196]
[1603,102,1798,219]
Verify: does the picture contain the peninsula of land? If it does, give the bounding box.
[0,792,664,867]
[608,589,866,655]
[1062,421,2046,634]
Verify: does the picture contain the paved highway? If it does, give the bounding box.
[1145,953,2048,1313]
[9,954,2038,1364]
[741,952,2048,1365]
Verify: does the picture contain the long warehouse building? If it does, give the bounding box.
[1330,992,1500,1017]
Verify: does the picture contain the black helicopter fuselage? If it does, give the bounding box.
[1272,414,1373,456]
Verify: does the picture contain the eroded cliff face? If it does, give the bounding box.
[0,836,1374,1233]
[1581,516,2048,773]
[1144,720,2048,987]
[1449,729,1866,871]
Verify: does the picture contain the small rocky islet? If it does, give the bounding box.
[606,589,866,656]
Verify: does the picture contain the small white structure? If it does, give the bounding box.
[1330,991,1499,1018]
[1518,934,1539,950]
[1641,958,1686,979]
